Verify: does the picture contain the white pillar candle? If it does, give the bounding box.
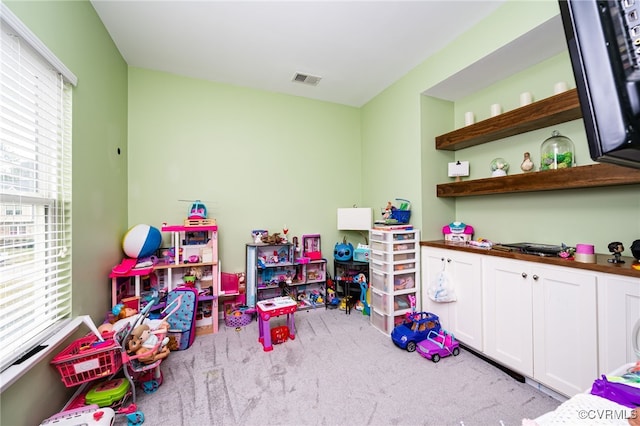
[553,81,568,94]
[490,103,502,117]
[519,92,532,106]
[464,111,475,126]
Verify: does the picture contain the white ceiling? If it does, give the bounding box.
[90,0,510,107]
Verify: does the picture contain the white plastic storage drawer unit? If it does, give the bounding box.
[368,228,421,335]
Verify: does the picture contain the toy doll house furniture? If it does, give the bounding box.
[156,223,219,335]
[111,223,220,335]
[246,238,327,310]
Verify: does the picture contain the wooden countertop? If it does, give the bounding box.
[421,240,640,279]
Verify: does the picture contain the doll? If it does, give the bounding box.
[127,324,170,364]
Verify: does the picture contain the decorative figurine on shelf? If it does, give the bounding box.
[607,241,625,264]
[281,225,289,243]
[520,152,535,172]
[490,158,509,177]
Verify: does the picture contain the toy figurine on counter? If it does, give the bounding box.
[607,241,625,264]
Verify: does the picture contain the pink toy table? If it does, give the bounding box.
[256,296,297,352]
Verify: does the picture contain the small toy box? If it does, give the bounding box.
[85,378,130,407]
[51,335,122,387]
[353,244,370,262]
[442,221,474,242]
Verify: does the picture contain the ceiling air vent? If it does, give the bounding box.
[292,72,322,86]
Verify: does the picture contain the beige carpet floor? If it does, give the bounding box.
[116,307,561,426]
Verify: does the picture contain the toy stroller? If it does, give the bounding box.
[121,292,182,396]
[50,291,182,426]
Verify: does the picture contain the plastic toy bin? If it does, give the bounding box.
[371,289,390,314]
[371,270,390,293]
[225,310,253,328]
[390,209,411,224]
[370,250,415,263]
[51,334,122,388]
[371,309,391,334]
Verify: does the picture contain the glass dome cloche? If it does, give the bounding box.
[540,130,575,170]
[490,157,509,177]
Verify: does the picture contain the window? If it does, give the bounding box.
[5,205,22,215]
[0,5,76,373]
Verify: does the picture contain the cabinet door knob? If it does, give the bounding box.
[532,274,539,281]
[446,258,452,263]
[521,272,527,278]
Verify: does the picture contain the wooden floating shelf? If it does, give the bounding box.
[436,89,582,151]
[436,163,640,197]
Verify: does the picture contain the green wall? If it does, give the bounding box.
[127,68,362,272]
[2,1,128,425]
[362,0,640,255]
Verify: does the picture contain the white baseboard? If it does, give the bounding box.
[524,377,569,402]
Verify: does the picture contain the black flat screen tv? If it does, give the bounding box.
[559,0,640,169]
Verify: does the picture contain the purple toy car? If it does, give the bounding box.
[416,329,460,362]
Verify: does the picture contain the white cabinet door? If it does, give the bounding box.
[421,247,452,325]
[483,257,597,396]
[483,257,534,376]
[421,247,483,351]
[532,264,597,397]
[597,273,640,374]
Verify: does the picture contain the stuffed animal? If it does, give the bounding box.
[334,238,354,261]
[127,324,170,364]
[261,232,283,244]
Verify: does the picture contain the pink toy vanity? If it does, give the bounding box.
[256,296,297,352]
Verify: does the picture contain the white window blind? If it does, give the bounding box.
[0,9,73,373]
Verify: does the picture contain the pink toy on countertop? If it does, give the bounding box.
[442,221,474,242]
